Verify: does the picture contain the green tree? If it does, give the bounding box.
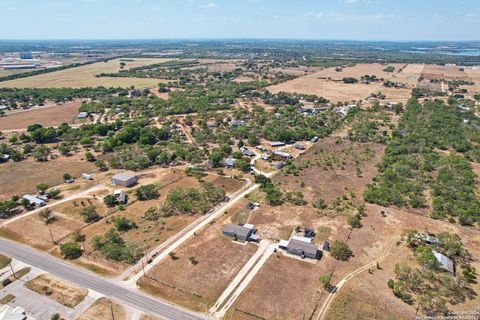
[135,184,159,201]
[330,240,353,261]
[60,242,82,259]
[81,205,100,223]
[103,195,118,207]
[39,208,54,224]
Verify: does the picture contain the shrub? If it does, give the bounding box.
[60,242,82,259]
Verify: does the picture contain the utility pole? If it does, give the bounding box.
[110,300,115,320]
[49,227,55,245]
[9,261,16,279]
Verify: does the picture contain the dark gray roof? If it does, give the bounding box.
[112,172,137,182]
[287,239,318,255]
[222,224,252,238]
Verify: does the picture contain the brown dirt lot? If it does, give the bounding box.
[0,101,83,130]
[77,298,126,320]
[422,64,469,81]
[138,198,257,312]
[267,63,422,103]
[0,158,95,201]
[25,273,88,308]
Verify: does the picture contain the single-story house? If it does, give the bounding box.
[294,143,306,150]
[272,161,285,170]
[111,172,138,187]
[77,112,89,119]
[433,250,455,275]
[222,223,257,242]
[113,189,127,204]
[273,151,292,159]
[286,239,321,260]
[22,195,45,207]
[242,149,255,157]
[256,146,267,151]
[270,141,285,147]
[224,157,236,168]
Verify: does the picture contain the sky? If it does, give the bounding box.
[0,0,479,41]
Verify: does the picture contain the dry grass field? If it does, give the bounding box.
[422,64,469,81]
[0,100,83,130]
[0,58,171,89]
[138,198,256,312]
[25,273,88,308]
[0,157,95,201]
[267,63,423,103]
[78,298,126,320]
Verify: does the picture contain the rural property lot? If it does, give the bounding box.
[0,100,83,130]
[324,204,480,320]
[268,63,423,103]
[0,58,171,89]
[138,198,257,312]
[422,64,469,81]
[0,157,95,201]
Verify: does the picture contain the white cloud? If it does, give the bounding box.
[298,11,399,23]
[199,2,218,9]
[151,6,162,12]
[341,0,378,4]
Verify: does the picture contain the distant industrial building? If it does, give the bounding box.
[20,52,33,59]
[111,172,138,187]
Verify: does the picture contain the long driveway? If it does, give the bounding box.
[0,238,207,320]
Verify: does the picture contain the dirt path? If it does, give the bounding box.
[315,239,406,320]
[210,241,277,319]
[0,184,107,227]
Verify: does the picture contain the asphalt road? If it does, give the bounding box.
[0,238,207,320]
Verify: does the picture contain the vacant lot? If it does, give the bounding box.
[267,63,422,103]
[422,64,469,81]
[0,158,95,201]
[138,197,256,312]
[25,273,88,308]
[0,58,171,88]
[0,100,83,130]
[78,298,126,320]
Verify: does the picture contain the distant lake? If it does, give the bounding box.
[402,49,480,56]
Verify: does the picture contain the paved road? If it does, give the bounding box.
[0,238,207,320]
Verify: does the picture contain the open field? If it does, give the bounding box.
[0,58,171,89]
[0,157,95,201]
[0,100,83,130]
[77,297,126,320]
[324,203,480,320]
[267,63,423,103]
[25,273,88,308]
[138,198,256,312]
[422,64,469,81]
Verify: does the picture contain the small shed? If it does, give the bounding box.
[433,250,455,275]
[294,143,306,150]
[77,112,88,119]
[111,172,138,187]
[322,241,330,251]
[113,189,127,204]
